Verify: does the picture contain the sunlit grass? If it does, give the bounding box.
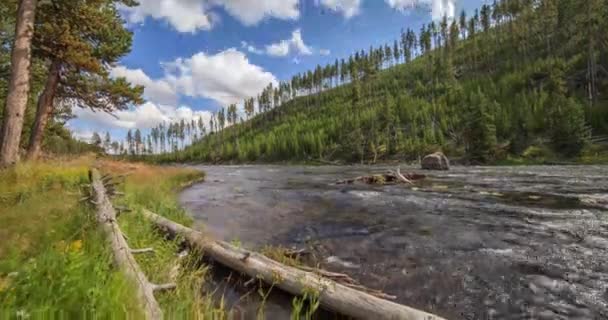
[0,156,220,318]
[0,156,141,318]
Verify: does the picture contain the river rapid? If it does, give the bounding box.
[179,165,608,319]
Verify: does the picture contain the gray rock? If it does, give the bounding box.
[421,152,450,170]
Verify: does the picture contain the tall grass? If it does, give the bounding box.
[0,157,224,319]
[0,157,141,318]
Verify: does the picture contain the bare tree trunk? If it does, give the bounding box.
[26,60,61,161]
[0,0,37,167]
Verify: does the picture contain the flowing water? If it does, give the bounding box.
[179,165,608,319]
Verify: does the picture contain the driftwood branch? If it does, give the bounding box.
[131,248,155,254]
[336,169,425,185]
[152,283,177,292]
[141,209,444,320]
[90,169,163,320]
[395,167,413,185]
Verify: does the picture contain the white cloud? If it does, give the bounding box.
[74,49,276,140]
[214,0,299,26]
[73,102,213,131]
[385,0,456,20]
[111,49,276,107]
[241,41,263,54]
[164,49,278,105]
[319,49,331,56]
[110,66,178,106]
[265,29,313,57]
[120,0,213,33]
[320,0,362,19]
[121,0,300,33]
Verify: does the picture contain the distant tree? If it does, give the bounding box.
[126,129,133,154]
[463,89,497,163]
[111,141,119,154]
[134,129,141,155]
[393,40,400,64]
[91,132,102,148]
[103,132,111,152]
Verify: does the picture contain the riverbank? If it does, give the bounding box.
[0,156,224,318]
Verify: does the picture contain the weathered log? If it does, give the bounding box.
[396,167,413,185]
[90,169,163,320]
[141,209,444,320]
[336,171,425,185]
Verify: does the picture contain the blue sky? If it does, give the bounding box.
[69,0,484,143]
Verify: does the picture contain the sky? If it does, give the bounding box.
[68,0,485,143]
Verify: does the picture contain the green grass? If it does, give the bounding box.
[0,158,141,318]
[0,157,224,319]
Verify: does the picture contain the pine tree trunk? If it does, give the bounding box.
[0,0,37,167]
[26,60,61,161]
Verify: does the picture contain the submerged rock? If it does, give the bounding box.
[421,152,450,170]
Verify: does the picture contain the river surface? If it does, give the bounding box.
[179,165,608,319]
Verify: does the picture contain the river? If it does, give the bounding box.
[179,165,608,319]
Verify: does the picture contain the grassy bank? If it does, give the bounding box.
[0,156,224,318]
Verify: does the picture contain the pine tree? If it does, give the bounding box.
[26,0,143,160]
[91,132,102,148]
[126,129,133,155]
[0,0,37,166]
[103,132,111,152]
[463,89,497,163]
[134,129,141,155]
[546,61,588,157]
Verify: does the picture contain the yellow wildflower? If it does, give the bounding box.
[70,240,83,252]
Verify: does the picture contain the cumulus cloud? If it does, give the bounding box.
[215,0,300,26]
[121,0,299,33]
[111,49,276,107]
[110,66,178,106]
[73,102,213,131]
[164,49,278,105]
[385,0,456,20]
[320,0,362,19]
[265,29,313,57]
[73,49,276,141]
[120,0,213,33]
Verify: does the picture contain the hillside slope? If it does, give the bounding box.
[158,0,608,164]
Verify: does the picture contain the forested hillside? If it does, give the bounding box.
[153,0,607,164]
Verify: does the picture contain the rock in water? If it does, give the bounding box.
[421,152,450,170]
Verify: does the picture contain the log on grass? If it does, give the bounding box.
[90,169,164,320]
[141,209,444,320]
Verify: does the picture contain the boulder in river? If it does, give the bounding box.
[421,152,450,170]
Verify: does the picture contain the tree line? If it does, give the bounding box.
[150,0,606,164]
[0,0,142,167]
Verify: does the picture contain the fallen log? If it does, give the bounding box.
[90,169,172,320]
[141,209,444,320]
[336,167,426,185]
